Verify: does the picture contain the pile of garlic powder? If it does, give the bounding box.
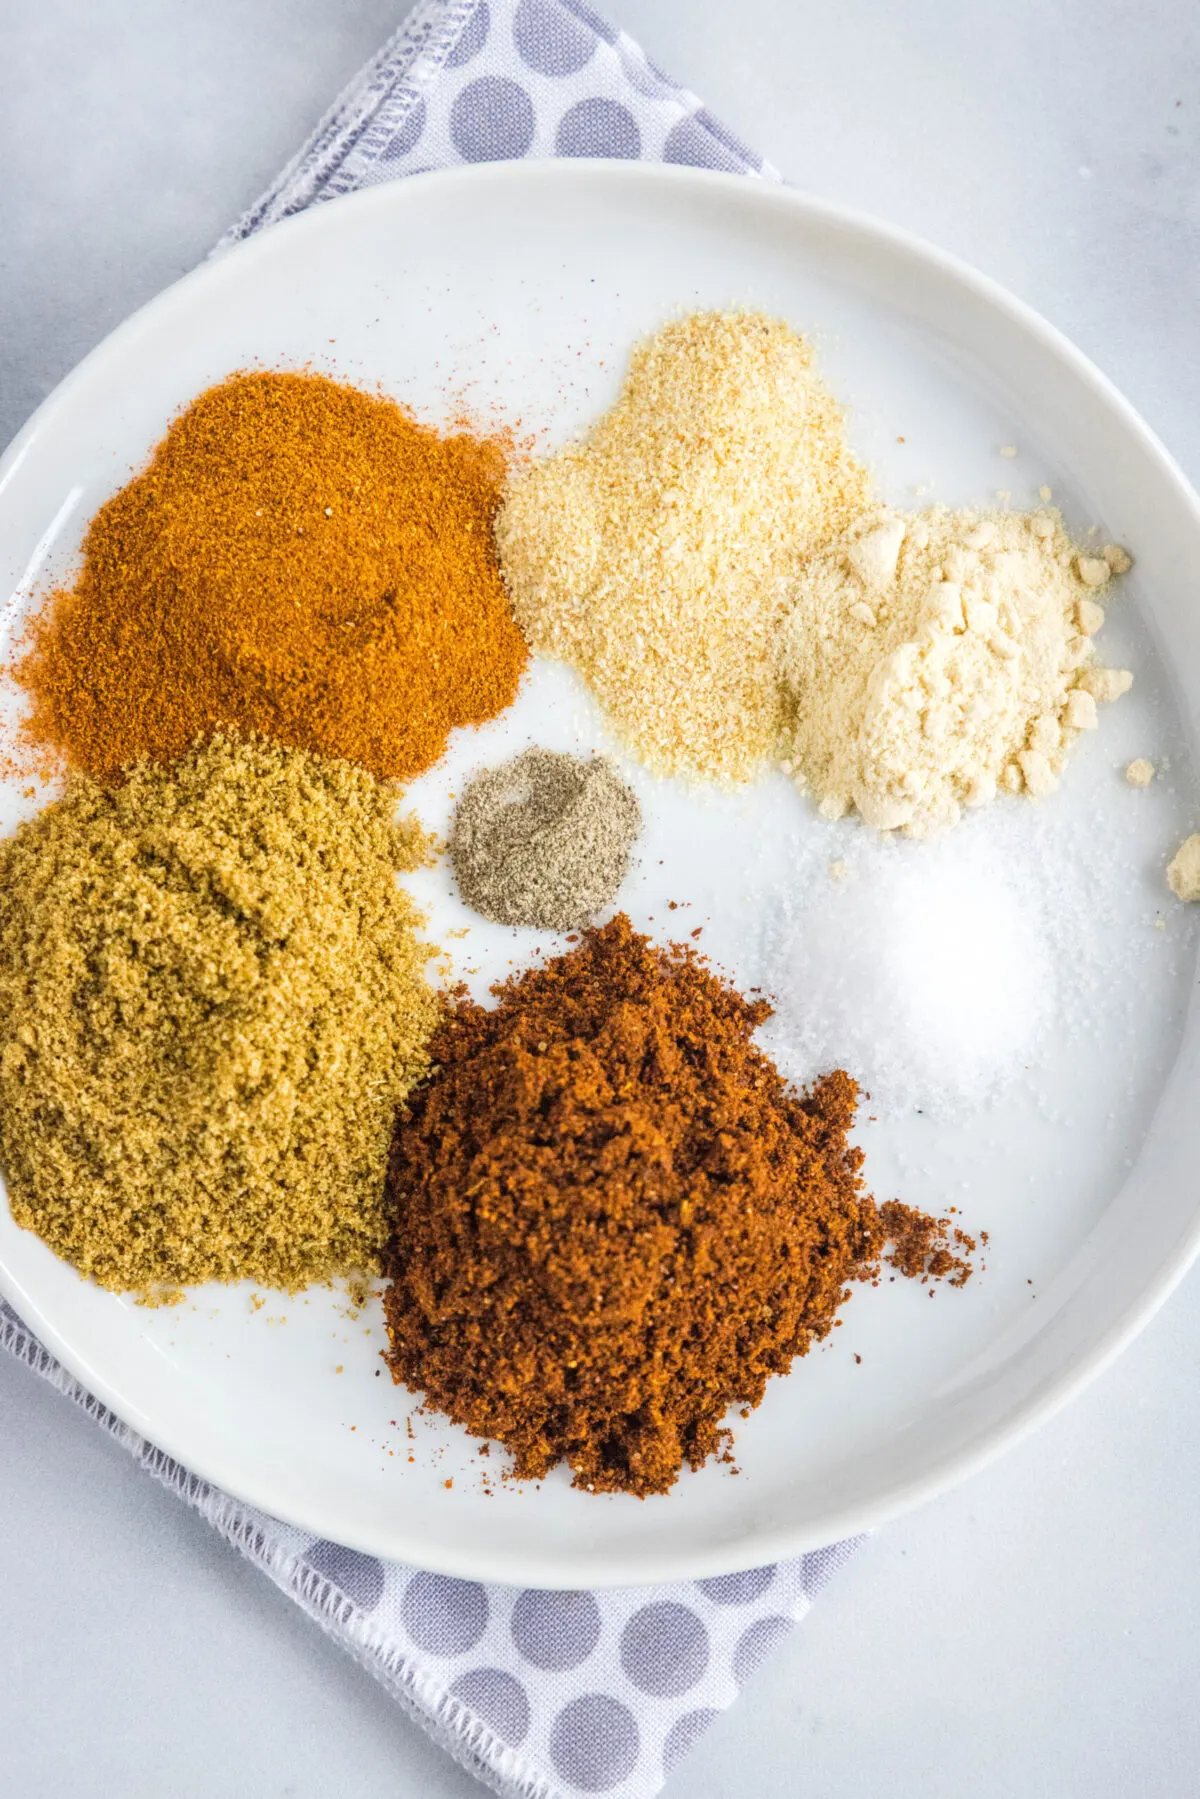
[777,504,1133,838]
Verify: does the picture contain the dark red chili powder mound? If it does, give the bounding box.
[382,914,974,1496]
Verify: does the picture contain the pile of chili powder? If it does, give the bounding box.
[383,914,973,1496]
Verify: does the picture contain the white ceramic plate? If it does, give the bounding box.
[1,163,1198,1587]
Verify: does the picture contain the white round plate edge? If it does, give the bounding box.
[1,161,1199,1585]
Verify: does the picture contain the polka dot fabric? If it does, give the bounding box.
[222,0,780,245]
[7,11,853,1795]
[3,1284,861,1791]
[3,1296,860,1794]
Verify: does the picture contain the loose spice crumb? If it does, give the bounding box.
[879,1201,976,1287]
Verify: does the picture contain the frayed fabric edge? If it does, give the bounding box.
[215,0,484,249]
[0,1301,562,1799]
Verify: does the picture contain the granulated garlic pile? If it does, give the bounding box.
[778,505,1133,837]
[496,310,869,785]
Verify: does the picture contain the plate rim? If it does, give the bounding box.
[2,157,1199,1585]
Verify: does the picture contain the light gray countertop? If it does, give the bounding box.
[3,2,1199,1793]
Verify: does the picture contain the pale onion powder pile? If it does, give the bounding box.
[496,310,869,785]
[777,505,1133,838]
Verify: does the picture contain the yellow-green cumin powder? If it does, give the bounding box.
[0,734,440,1294]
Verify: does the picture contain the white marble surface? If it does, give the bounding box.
[2,1,1199,1793]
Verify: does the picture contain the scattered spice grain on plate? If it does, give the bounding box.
[496,310,868,785]
[382,914,975,1496]
[449,747,641,930]
[11,370,527,783]
[1167,833,1200,902]
[0,734,440,1295]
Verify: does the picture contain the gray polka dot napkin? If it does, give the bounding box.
[4,5,858,1794]
[4,1299,859,1799]
[220,0,780,246]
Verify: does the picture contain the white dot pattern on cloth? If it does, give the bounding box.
[444,0,490,65]
[731,1614,795,1687]
[449,73,537,160]
[662,1707,720,1774]
[303,1539,386,1612]
[378,93,427,160]
[514,0,598,76]
[4,5,858,1794]
[696,1562,776,1605]
[449,1666,532,1745]
[620,1602,710,1697]
[404,1571,491,1654]
[551,1694,640,1790]
[557,95,641,158]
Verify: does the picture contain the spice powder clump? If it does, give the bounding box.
[383,913,972,1496]
[12,370,528,783]
[0,734,441,1294]
[778,504,1134,836]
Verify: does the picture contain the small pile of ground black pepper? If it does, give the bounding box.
[383,914,973,1496]
[449,747,640,931]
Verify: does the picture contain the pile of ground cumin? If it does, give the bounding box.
[383,914,973,1496]
[0,735,440,1295]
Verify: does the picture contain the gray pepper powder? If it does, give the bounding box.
[450,748,641,931]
